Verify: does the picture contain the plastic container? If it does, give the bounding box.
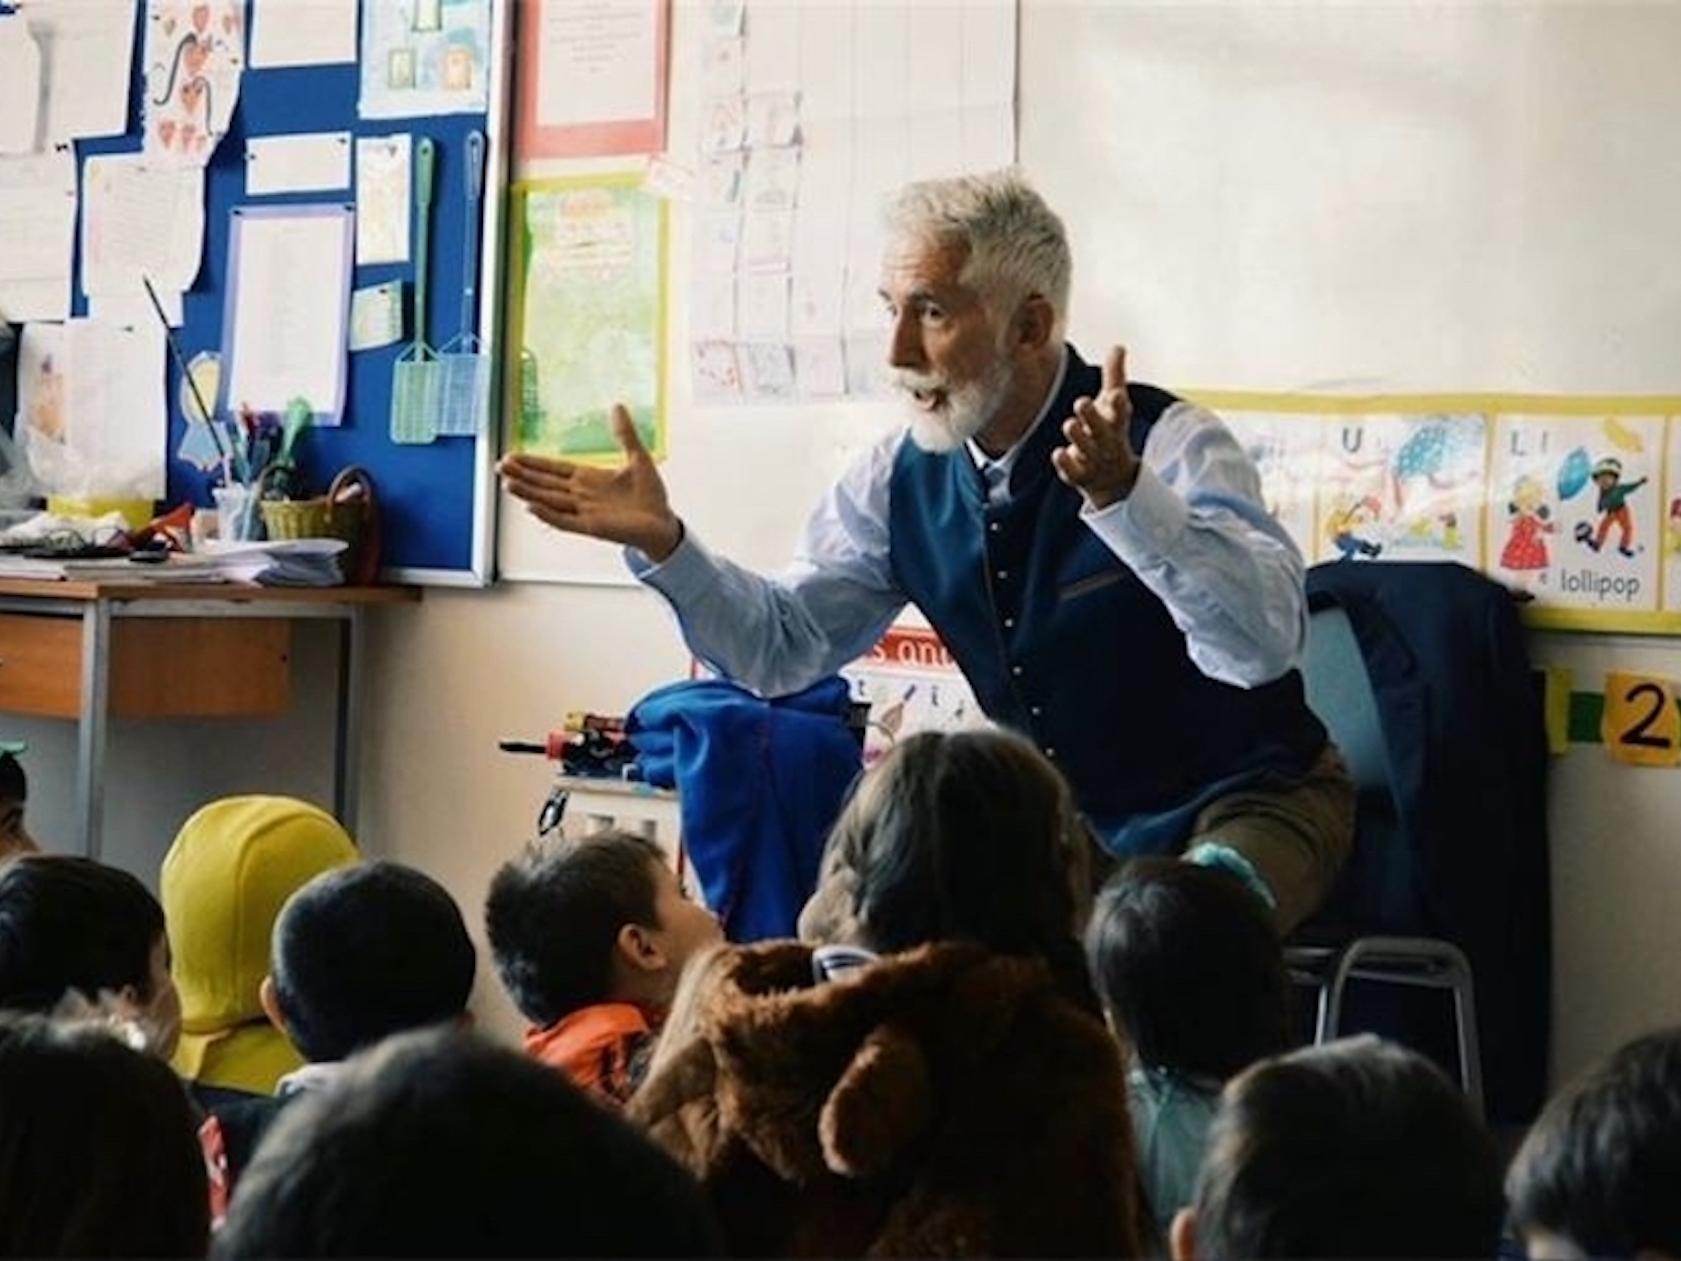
[212,485,263,542]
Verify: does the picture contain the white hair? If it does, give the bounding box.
[882,169,1072,333]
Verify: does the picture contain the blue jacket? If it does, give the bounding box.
[628,677,861,942]
[1306,561,1550,1122]
[889,349,1326,854]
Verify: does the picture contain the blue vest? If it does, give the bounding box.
[888,349,1326,846]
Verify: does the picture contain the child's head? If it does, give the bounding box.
[0,751,36,858]
[160,795,357,1080]
[0,855,180,1058]
[1086,857,1288,1080]
[0,1012,207,1257]
[265,861,476,1064]
[1507,1026,1681,1260]
[216,1026,720,1258]
[1173,1035,1501,1260]
[823,729,1088,984]
[485,831,720,1026]
[1594,457,1622,489]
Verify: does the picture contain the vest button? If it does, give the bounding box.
[1044,747,1057,760]
[988,521,1001,534]
[996,568,1008,581]
[1030,704,1043,717]
[1003,616,1016,630]
[1011,665,1023,677]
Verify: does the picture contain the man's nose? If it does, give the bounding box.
[887,310,924,370]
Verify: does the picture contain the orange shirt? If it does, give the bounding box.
[524,1002,654,1106]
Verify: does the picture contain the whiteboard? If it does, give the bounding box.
[500,0,1681,584]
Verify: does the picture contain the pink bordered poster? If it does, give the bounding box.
[517,0,670,160]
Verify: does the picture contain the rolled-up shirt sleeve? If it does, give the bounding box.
[1081,402,1307,687]
[628,431,908,697]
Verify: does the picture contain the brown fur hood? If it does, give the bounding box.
[629,940,1140,1257]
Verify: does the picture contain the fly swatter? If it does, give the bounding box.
[390,136,440,444]
[436,130,489,437]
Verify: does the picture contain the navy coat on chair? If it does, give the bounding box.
[1304,561,1551,1122]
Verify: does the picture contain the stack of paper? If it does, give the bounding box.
[14,538,352,586]
[201,538,348,587]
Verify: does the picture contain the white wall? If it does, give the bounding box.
[1018,0,1681,1088]
[29,2,1681,1074]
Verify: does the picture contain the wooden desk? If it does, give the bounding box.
[0,581,417,857]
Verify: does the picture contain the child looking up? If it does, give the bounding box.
[486,831,720,1105]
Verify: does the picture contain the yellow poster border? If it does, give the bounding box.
[1181,390,1681,637]
[1182,390,1681,416]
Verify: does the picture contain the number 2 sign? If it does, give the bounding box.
[1602,672,1681,767]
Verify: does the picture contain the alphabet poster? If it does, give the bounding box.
[1199,392,1681,633]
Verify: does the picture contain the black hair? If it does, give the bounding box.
[1191,1036,1503,1259]
[485,832,665,1027]
[214,1026,721,1258]
[0,753,23,802]
[1507,1026,1681,1257]
[840,729,1094,1009]
[270,861,476,1063]
[1085,856,1289,1079]
[0,1012,207,1257]
[0,856,166,1011]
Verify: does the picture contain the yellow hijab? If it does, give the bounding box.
[161,796,357,1093]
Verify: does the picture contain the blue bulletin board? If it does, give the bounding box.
[66,0,508,583]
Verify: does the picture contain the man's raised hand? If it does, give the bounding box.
[1051,345,1141,511]
[496,404,683,561]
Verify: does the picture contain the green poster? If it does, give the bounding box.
[507,174,667,463]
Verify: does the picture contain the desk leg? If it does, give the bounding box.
[75,600,112,860]
[333,607,366,835]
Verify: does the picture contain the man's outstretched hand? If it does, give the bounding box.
[497,403,683,561]
[1051,345,1141,511]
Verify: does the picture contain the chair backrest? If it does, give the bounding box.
[1301,605,1424,933]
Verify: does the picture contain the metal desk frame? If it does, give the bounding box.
[0,582,416,858]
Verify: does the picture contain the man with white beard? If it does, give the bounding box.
[498,171,1352,932]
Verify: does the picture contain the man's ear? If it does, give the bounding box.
[258,974,289,1036]
[1170,1207,1198,1261]
[1010,294,1057,353]
[617,923,668,974]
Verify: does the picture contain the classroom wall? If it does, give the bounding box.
[355,1,1681,1071]
[29,2,1680,1077]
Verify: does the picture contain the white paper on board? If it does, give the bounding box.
[349,280,404,351]
[0,148,75,323]
[66,318,169,500]
[355,133,412,265]
[17,0,136,144]
[535,0,658,128]
[82,155,206,300]
[224,209,352,423]
[17,318,167,500]
[0,15,43,155]
[250,0,358,68]
[737,271,789,341]
[247,132,353,196]
[142,0,245,169]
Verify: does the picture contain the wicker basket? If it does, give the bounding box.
[258,466,379,584]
